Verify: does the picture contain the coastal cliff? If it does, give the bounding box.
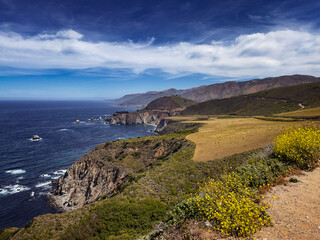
[106,95,195,126]
[105,110,173,126]
[51,136,187,211]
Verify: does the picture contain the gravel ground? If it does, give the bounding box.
[255,167,320,240]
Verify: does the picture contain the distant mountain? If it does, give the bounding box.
[113,75,320,107]
[181,82,320,116]
[113,88,184,107]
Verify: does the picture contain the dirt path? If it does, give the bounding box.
[255,167,320,240]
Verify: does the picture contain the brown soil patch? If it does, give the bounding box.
[183,118,304,162]
[255,167,320,240]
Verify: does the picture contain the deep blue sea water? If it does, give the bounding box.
[0,101,154,229]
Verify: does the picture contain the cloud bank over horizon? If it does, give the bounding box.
[1,29,320,78]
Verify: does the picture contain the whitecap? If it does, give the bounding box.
[0,185,30,195]
[5,169,26,175]
[29,138,42,142]
[35,181,52,188]
[40,174,51,178]
[58,128,69,131]
[53,169,67,175]
[117,137,125,140]
[51,175,61,180]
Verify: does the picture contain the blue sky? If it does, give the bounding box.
[0,0,320,100]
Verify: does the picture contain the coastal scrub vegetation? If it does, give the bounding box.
[273,124,320,169]
[163,124,320,238]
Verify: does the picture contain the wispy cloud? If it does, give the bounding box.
[0,29,319,77]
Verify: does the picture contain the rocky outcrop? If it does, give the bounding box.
[106,96,195,126]
[154,118,176,133]
[50,137,187,211]
[105,110,176,126]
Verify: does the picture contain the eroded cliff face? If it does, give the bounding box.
[106,110,177,126]
[51,137,187,211]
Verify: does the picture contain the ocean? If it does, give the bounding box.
[0,101,154,229]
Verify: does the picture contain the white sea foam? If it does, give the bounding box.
[35,181,52,188]
[5,169,26,175]
[51,175,60,180]
[40,174,51,178]
[29,138,42,142]
[53,169,67,175]
[58,128,69,131]
[117,137,125,140]
[0,185,30,195]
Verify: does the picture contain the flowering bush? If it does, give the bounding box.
[273,124,320,169]
[182,173,271,236]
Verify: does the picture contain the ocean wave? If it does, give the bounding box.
[53,169,67,175]
[28,138,42,142]
[35,181,52,188]
[40,174,51,178]
[58,128,69,131]
[0,185,30,196]
[5,169,26,175]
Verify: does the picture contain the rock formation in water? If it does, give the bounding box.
[106,95,195,127]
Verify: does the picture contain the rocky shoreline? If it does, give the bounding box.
[49,135,187,211]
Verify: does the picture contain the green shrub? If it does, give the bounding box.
[61,199,166,240]
[273,124,320,169]
[236,158,289,188]
[132,151,142,158]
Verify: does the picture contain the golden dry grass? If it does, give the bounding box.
[174,117,307,162]
[277,107,320,118]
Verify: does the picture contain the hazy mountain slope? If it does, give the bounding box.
[181,82,320,116]
[114,88,184,107]
[113,75,320,107]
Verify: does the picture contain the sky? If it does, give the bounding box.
[0,0,320,100]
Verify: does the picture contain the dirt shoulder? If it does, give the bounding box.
[255,167,320,240]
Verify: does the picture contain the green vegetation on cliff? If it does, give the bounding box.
[144,95,195,111]
[182,82,320,116]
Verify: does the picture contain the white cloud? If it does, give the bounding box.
[38,29,83,40]
[0,29,319,77]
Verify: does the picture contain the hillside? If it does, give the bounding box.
[144,95,195,111]
[181,82,320,116]
[113,75,320,107]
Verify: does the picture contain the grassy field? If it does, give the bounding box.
[171,117,308,162]
[277,107,320,119]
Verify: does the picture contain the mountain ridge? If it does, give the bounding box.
[181,81,320,116]
[113,75,320,107]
